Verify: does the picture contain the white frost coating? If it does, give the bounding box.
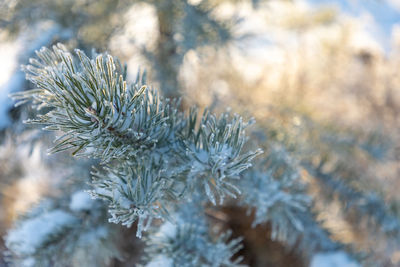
[6,210,77,256]
[69,191,94,212]
[78,226,108,245]
[158,221,177,238]
[212,144,233,160]
[21,258,35,267]
[196,149,209,163]
[145,255,173,267]
[310,252,360,267]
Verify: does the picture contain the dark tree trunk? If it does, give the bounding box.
[155,0,181,100]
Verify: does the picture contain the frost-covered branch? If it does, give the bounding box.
[239,145,339,253]
[142,202,244,267]
[5,191,122,267]
[11,44,262,239]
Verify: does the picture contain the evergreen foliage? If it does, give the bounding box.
[259,110,400,264]
[2,1,399,266]
[5,191,122,267]
[7,44,262,266]
[143,202,244,267]
[238,145,339,253]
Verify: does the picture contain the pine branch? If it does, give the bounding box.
[239,145,340,253]
[304,163,400,244]
[142,202,245,267]
[5,191,122,267]
[11,44,261,238]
